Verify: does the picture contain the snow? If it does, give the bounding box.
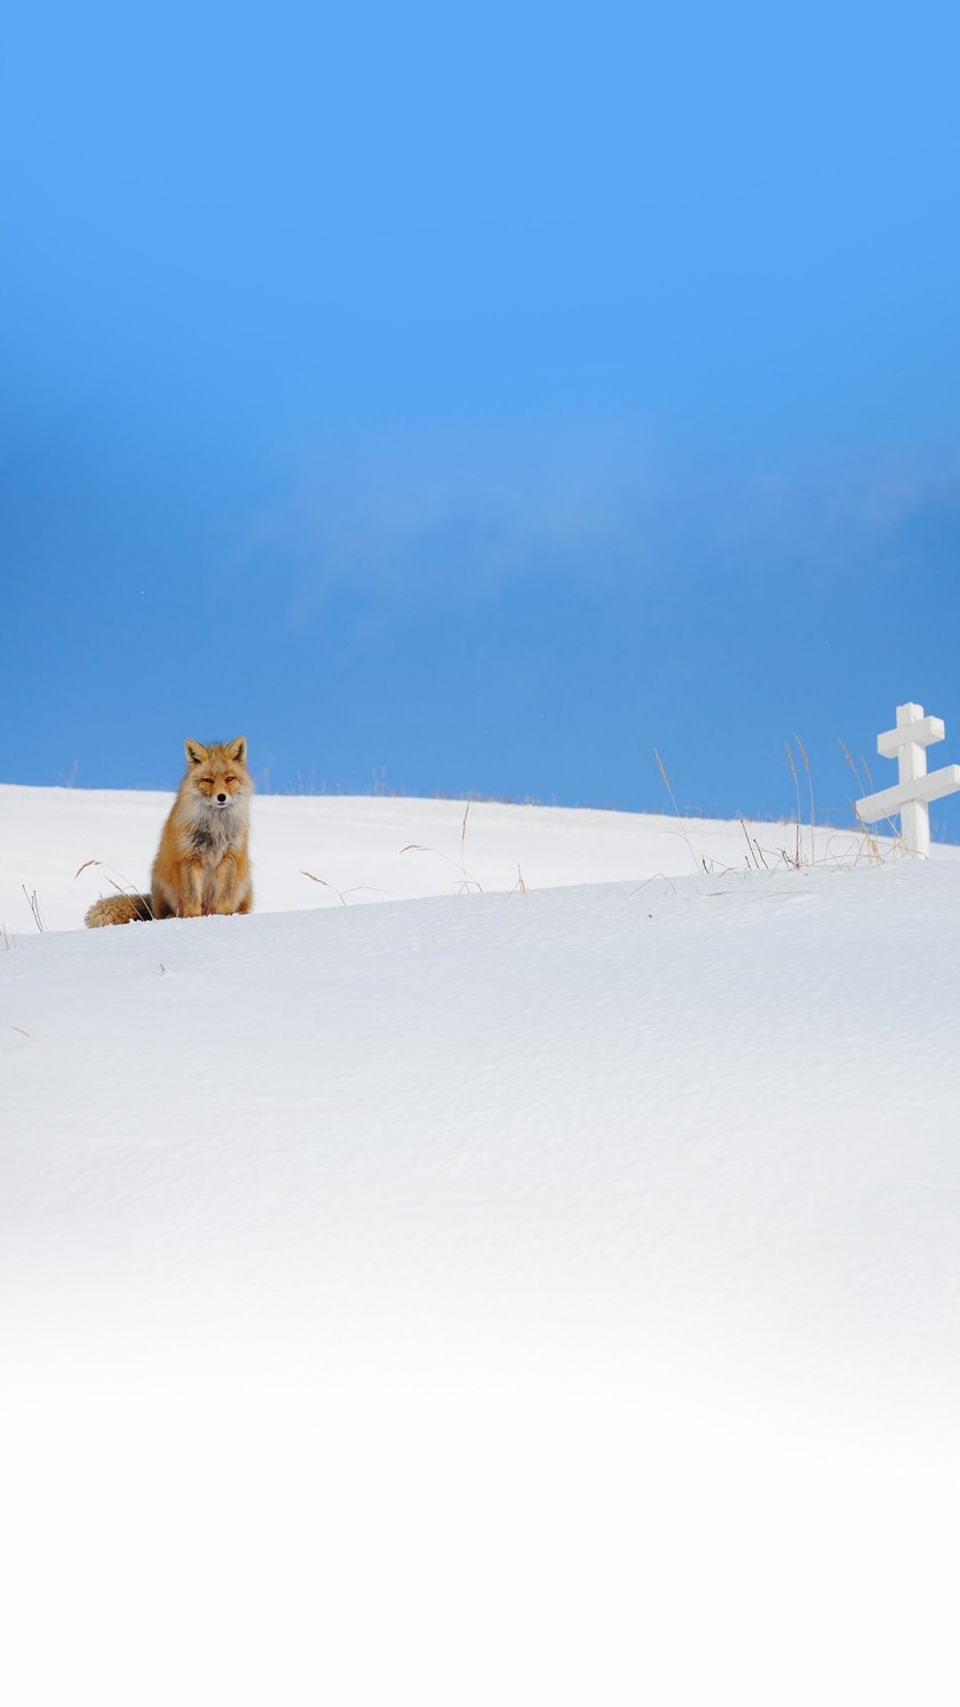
[3,781,928,932]
[2,785,960,1705]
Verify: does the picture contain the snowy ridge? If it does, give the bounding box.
[2,787,960,1705]
[5,781,946,935]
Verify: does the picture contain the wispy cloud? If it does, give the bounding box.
[239,418,960,616]
[240,418,660,608]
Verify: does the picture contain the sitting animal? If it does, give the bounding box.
[85,736,254,926]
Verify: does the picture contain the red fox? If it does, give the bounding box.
[85,737,254,927]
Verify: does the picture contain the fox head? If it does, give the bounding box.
[183,737,252,808]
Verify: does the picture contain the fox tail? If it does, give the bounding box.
[85,893,154,928]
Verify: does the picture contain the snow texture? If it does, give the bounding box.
[2,786,959,1706]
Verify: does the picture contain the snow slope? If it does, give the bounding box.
[1,781,926,933]
[2,787,960,1706]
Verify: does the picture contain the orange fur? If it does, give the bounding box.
[84,737,254,927]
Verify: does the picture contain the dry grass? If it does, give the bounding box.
[783,737,814,868]
[835,737,912,863]
[396,800,530,898]
[654,748,704,873]
[299,871,388,905]
[400,799,485,896]
[655,741,906,879]
[300,800,528,905]
[21,887,46,932]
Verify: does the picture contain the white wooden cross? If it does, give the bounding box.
[855,702,960,856]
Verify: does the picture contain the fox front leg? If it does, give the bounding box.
[180,857,204,917]
[212,852,241,914]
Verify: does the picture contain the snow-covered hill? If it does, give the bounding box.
[2,781,931,933]
[2,787,959,1706]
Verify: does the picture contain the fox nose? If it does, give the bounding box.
[217,792,227,803]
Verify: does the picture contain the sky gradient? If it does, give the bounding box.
[4,1,960,833]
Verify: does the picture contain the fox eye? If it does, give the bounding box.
[225,774,236,784]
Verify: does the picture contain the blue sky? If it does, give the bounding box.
[4,0,960,832]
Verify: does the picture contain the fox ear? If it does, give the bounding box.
[225,736,247,766]
[184,739,207,767]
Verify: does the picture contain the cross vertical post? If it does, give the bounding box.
[893,703,931,856]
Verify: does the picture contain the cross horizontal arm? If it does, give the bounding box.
[877,716,945,756]
[855,764,960,824]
